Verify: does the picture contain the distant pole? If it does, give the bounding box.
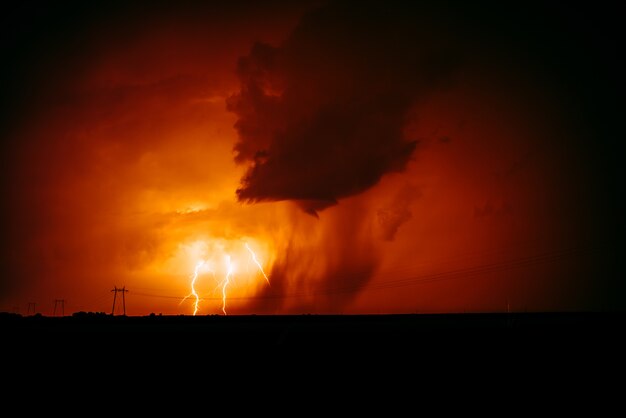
[111,286,118,315]
[27,302,36,315]
[111,286,129,316]
[53,299,65,316]
[122,286,127,316]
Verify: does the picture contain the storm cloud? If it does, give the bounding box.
[228,3,462,214]
[1,1,621,314]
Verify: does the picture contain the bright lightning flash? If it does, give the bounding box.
[182,260,205,316]
[221,255,233,315]
[183,241,271,315]
[245,243,270,285]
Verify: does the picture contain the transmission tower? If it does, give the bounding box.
[53,299,65,316]
[27,302,37,315]
[111,286,129,316]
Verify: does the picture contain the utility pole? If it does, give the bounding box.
[27,302,36,315]
[53,299,65,316]
[111,286,129,316]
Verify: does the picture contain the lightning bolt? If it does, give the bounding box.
[183,242,270,315]
[222,255,233,315]
[182,260,205,316]
[245,243,270,285]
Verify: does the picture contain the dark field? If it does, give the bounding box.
[3,314,625,374]
[2,312,623,341]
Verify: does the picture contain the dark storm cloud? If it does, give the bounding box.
[228,3,462,214]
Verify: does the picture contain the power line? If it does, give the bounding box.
[131,245,597,302]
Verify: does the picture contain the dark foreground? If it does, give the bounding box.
[3,314,626,373]
[2,312,623,342]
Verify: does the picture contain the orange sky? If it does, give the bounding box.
[1,1,622,315]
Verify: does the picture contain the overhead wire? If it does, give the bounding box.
[130,245,603,301]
